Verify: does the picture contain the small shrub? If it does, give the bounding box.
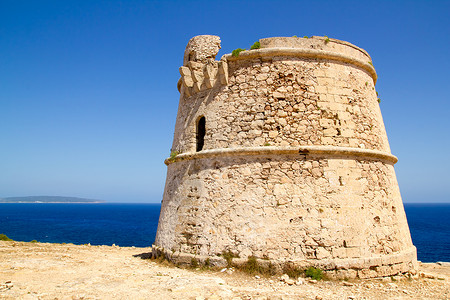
[191,257,199,268]
[241,256,259,274]
[283,263,303,279]
[303,36,309,39]
[237,256,277,276]
[232,48,246,57]
[168,151,180,162]
[305,266,323,280]
[377,98,381,103]
[250,41,261,50]
[30,240,38,243]
[264,142,271,146]
[221,250,239,267]
[267,262,277,276]
[324,36,330,44]
[0,234,13,241]
[157,250,166,263]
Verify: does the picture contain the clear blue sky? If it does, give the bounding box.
[1,0,449,203]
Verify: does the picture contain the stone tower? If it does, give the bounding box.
[154,35,417,278]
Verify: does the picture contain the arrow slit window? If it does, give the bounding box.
[196,116,205,152]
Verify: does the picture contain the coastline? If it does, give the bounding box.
[1,241,448,299]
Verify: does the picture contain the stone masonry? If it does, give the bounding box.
[154,35,417,279]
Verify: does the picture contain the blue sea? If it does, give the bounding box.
[0,203,448,262]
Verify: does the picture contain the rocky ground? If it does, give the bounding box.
[0,241,448,300]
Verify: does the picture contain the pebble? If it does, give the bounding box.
[387,283,397,288]
[420,272,436,279]
[280,274,289,282]
[285,278,295,285]
[392,275,402,281]
[342,282,354,286]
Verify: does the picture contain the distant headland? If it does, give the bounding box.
[0,196,105,203]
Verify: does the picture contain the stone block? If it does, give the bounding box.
[346,247,361,258]
[256,73,269,81]
[192,70,204,83]
[218,61,228,84]
[179,66,191,76]
[376,265,392,277]
[188,61,203,70]
[358,268,378,279]
[341,129,354,137]
[268,131,278,138]
[193,82,202,93]
[319,119,335,127]
[332,247,347,258]
[316,85,327,94]
[329,103,344,112]
[322,137,334,145]
[204,64,217,79]
[273,91,285,99]
[205,78,215,89]
[334,268,358,279]
[182,75,194,88]
[323,128,338,137]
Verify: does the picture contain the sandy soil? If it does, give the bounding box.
[0,241,448,299]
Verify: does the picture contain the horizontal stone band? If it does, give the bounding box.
[152,244,416,272]
[224,48,378,84]
[165,145,398,165]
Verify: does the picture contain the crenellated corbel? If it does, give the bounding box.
[218,61,228,85]
[204,64,218,89]
[179,66,193,87]
[178,60,229,97]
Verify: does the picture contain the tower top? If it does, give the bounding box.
[183,35,221,66]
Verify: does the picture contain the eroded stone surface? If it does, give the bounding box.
[156,36,416,278]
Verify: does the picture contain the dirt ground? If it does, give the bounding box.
[0,241,448,299]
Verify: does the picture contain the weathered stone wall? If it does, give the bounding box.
[155,35,416,278]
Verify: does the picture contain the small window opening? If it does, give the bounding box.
[196,116,206,152]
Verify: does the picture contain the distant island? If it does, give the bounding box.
[0,196,105,203]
